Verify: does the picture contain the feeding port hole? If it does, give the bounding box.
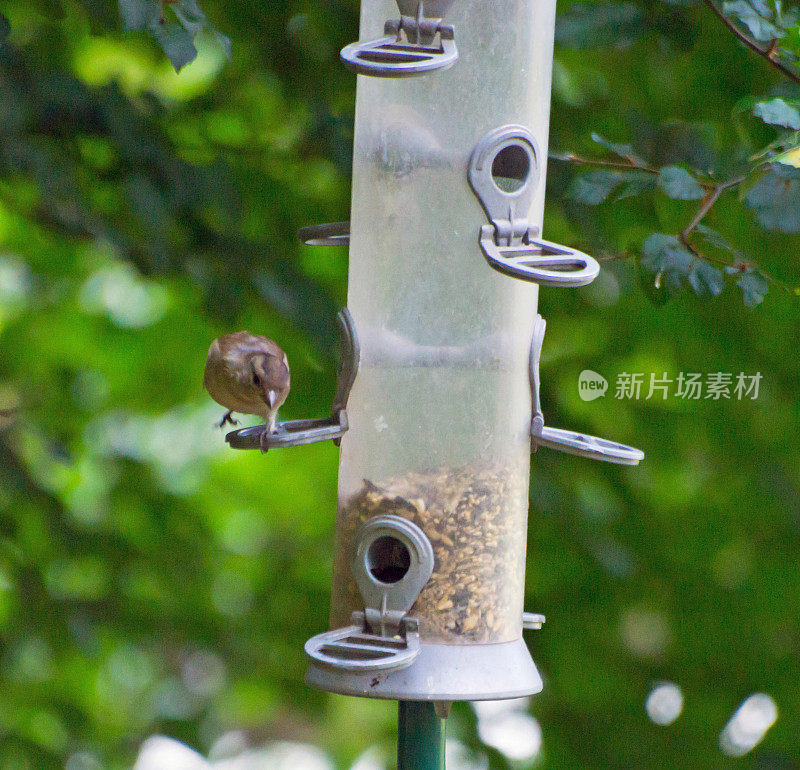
[367,535,411,584]
[491,143,530,193]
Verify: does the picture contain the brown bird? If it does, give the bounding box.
[203,332,290,435]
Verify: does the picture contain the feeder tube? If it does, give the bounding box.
[331,0,556,649]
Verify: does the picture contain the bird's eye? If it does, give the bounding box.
[252,374,261,386]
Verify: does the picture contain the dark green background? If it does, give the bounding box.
[0,0,798,767]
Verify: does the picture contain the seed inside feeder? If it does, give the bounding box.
[330,463,528,644]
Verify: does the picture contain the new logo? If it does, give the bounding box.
[578,370,608,401]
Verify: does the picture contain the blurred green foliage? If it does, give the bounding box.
[0,0,798,768]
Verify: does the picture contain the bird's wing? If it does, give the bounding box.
[203,339,224,391]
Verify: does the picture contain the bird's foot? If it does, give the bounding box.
[258,420,280,453]
[217,411,239,429]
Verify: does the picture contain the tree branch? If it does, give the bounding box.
[679,175,747,247]
[550,152,659,175]
[703,0,800,86]
[558,149,799,296]
[674,174,799,295]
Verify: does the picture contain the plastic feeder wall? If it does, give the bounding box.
[303,0,561,702]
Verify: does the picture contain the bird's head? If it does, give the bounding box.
[248,353,290,412]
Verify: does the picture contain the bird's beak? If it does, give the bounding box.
[265,389,278,409]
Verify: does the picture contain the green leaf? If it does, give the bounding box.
[120,0,228,70]
[0,13,10,41]
[641,233,724,297]
[722,0,785,41]
[695,224,752,263]
[745,163,800,232]
[753,98,800,129]
[615,172,658,200]
[657,166,706,200]
[689,258,726,296]
[567,170,623,204]
[737,165,770,202]
[736,268,769,306]
[148,20,198,71]
[172,0,206,34]
[118,0,159,30]
[641,233,694,277]
[695,224,733,251]
[591,132,645,165]
[555,2,644,48]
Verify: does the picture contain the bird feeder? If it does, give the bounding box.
[225,0,643,750]
[301,0,644,705]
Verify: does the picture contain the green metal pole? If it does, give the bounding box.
[397,701,445,770]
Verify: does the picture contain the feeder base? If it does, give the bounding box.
[305,637,542,701]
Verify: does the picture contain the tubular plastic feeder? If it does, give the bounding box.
[303,0,579,704]
[287,0,645,741]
